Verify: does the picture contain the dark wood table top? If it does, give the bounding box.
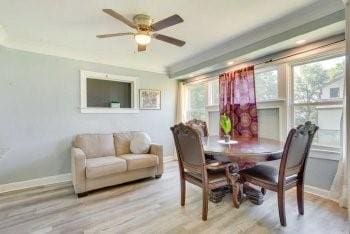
[202,135,284,162]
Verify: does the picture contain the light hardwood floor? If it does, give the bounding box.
[0,161,348,234]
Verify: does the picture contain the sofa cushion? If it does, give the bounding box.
[130,132,151,154]
[86,156,127,179]
[74,134,115,159]
[114,132,140,156]
[119,154,159,171]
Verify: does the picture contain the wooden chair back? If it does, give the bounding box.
[278,121,319,183]
[171,123,205,174]
[186,119,208,137]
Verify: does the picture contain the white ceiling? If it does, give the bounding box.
[0,0,324,73]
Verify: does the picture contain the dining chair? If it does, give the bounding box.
[186,119,219,164]
[186,119,208,137]
[170,123,235,220]
[239,121,319,226]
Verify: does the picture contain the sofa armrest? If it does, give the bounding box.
[71,147,87,194]
[150,144,163,176]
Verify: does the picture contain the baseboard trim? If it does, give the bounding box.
[164,155,176,162]
[0,158,176,194]
[0,173,72,194]
[0,170,337,204]
[304,185,336,202]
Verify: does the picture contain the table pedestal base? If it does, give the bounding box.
[209,180,264,206]
[209,186,230,203]
[242,184,264,205]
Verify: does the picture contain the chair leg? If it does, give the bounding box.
[231,177,241,208]
[232,182,241,208]
[226,172,240,208]
[278,190,287,227]
[180,177,186,206]
[202,186,208,221]
[77,192,88,198]
[297,183,304,215]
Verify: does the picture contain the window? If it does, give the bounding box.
[292,56,345,148]
[255,69,278,101]
[258,108,280,140]
[186,82,207,121]
[208,79,219,106]
[182,52,345,151]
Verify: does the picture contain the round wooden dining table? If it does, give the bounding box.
[202,135,284,162]
[201,135,285,206]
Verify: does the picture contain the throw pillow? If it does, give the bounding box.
[130,132,151,154]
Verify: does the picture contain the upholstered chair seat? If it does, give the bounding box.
[185,170,230,188]
[240,165,298,186]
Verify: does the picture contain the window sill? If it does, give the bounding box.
[80,107,139,114]
[257,98,285,104]
[309,148,341,161]
[205,100,286,112]
[206,105,219,112]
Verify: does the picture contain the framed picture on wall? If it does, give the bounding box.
[139,89,161,110]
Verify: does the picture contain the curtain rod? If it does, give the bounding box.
[183,37,345,85]
[254,39,344,66]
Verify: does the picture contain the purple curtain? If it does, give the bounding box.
[219,65,258,138]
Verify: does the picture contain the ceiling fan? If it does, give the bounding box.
[96,9,185,52]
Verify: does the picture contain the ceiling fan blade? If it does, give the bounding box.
[151,14,184,31]
[138,44,147,52]
[153,33,185,47]
[96,32,134,38]
[102,9,136,29]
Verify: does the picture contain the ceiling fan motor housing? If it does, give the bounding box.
[133,14,152,31]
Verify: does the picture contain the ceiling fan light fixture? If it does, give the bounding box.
[135,33,151,45]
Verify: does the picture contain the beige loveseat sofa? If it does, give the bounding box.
[71,132,163,196]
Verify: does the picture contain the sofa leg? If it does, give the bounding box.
[77,192,88,198]
[155,174,162,179]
